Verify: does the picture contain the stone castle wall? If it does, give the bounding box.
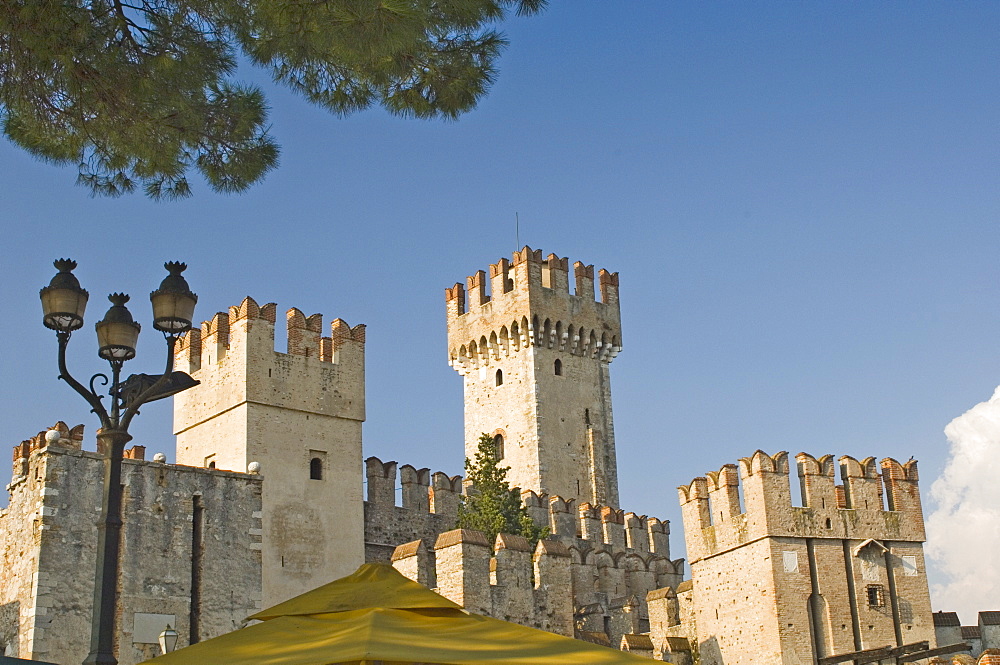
[390,522,683,650]
[675,450,935,665]
[393,530,575,637]
[1,432,682,663]
[1,424,262,665]
[362,456,462,563]
[366,446,684,651]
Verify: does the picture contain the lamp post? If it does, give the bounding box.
[39,259,199,665]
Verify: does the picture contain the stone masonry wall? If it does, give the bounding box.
[646,582,697,664]
[392,529,574,638]
[675,450,935,665]
[362,456,461,567]
[1,424,262,665]
[173,296,366,606]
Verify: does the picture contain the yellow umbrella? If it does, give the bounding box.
[141,563,656,665]
[248,561,462,619]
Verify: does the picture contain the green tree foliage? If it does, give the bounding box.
[0,0,545,199]
[457,432,549,550]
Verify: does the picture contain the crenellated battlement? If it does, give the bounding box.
[679,449,935,664]
[363,455,465,519]
[6,422,260,506]
[444,247,621,312]
[519,490,673,557]
[9,423,156,482]
[175,296,365,374]
[679,450,926,564]
[394,529,574,635]
[361,455,465,564]
[11,422,82,482]
[446,247,621,374]
[174,296,366,466]
[359,454,681,604]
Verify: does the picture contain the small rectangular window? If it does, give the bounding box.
[866,584,885,607]
[901,555,918,577]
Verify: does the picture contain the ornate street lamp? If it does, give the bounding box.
[158,625,179,655]
[40,260,199,665]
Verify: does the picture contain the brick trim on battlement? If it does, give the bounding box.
[174,296,365,373]
[680,450,926,563]
[11,422,85,477]
[445,247,622,374]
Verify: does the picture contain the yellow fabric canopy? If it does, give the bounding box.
[141,563,656,665]
[250,562,461,620]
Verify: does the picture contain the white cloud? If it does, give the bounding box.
[926,386,1000,622]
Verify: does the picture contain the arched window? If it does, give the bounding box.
[495,369,503,386]
[310,457,323,480]
[207,461,216,469]
[493,434,505,460]
[554,359,562,375]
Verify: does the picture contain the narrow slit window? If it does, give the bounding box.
[495,369,503,386]
[310,457,323,480]
[493,434,504,460]
[554,359,562,375]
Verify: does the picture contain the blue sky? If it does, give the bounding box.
[2,2,998,618]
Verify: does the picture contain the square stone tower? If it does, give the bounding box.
[446,247,622,507]
[678,451,935,665]
[172,296,366,606]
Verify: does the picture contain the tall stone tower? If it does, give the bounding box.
[678,451,935,665]
[446,247,623,507]
[172,296,366,606]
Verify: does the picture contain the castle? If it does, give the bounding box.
[0,248,952,665]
